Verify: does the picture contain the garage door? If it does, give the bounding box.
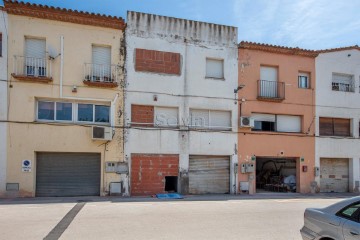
[189,156,230,194]
[36,153,101,197]
[320,158,349,193]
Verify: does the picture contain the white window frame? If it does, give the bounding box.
[36,100,110,125]
[205,58,225,80]
[37,101,73,123]
[189,109,232,130]
[298,72,310,89]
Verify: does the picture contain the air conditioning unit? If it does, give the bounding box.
[240,117,254,128]
[92,126,113,141]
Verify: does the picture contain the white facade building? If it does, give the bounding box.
[315,48,360,193]
[0,7,7,196]
[125,12,239,196]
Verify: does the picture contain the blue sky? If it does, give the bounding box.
[4,0,360,50]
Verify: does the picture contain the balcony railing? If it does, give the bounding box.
[12,56,52,81]
[257,80,285,101]
[332,82,355,92]
[83,63,119,86]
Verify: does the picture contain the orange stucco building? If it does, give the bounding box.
[238,42,318,194]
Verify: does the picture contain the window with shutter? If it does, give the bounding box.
[210,110,231,129]
[190,109,209,128]
[319,117,351,136]
[206,58,224,79]
[25,38,46,76]
[154,107,178,127]
[190,109,231,130]
[277,115,301,133]
[92,46,111,78]
[252,113,276,131]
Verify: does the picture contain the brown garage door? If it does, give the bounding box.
[189,155,230,194]
[320,158,349,193]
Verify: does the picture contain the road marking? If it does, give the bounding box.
[43,202,85,240]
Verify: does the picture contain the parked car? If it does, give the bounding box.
[301,196,360,240]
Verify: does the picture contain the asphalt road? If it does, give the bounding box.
[0,195,353,240]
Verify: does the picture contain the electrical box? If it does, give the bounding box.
[302,165,308,172]
[105,162,129,174]
[245,163,255,173]
[240,181,249,191]
[314,167,320,177]
[109,182,122,195]
[241,163,246,173]
[234,163,238,174]
[105,162,117,173]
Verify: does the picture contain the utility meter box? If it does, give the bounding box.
[314,167,320,177]
[245,163,255,173]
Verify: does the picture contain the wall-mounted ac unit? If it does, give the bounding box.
[92,126,113,141]
[240,117,254,128]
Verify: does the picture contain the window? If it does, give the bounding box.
[78,104,110,123]
[252,113,275,131]
[37,101,110,124]
[206,58,224,79]
[38,101,72,121]
[298,72,310,89]
[0,33,2,57]
[154,107,178,127]
[92,45,111,80]
[337,202,360,222]
[252,113,301,133]
[332,73,354,92]
[190,109,231,130]
[25,38,46,77]
[319,117,351,137]
[259,66,279,98]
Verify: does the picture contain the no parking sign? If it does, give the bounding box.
[22,160,32,172]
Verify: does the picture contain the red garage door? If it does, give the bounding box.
[131,154,179,196]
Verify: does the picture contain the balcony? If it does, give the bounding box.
[257,80,285,101]
[83,63,119,88]
[12,56,52,83]
[332,82,354,92]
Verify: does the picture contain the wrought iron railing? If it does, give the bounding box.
[84,63,119,83]
[257,80,285,100]
[13,56,51,78]
[332,82,355,92]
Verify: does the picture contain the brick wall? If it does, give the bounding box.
[131,105,154,127]
[131,154,179,196]
[135,48,181,75]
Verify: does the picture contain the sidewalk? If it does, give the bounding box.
[0,192,359,205]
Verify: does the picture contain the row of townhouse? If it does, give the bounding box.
[0,1,359,198]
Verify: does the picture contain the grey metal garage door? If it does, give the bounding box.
[189,156,230,194]
[36,152,101,197]
[320,158,349,193]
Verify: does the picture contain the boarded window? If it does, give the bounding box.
[206,59,224,79]
[131,105,154,127]
[154,107,178,127]
[135,48,181,75]
[319,117,351,136]
[277,115,301,133]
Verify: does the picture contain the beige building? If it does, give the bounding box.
[2,1,126,197]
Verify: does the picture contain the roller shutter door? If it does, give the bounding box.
[189,156,230,194]
[320,158,349,193]
[36,153,101,197]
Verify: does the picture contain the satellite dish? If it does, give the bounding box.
[48,45,59,60]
